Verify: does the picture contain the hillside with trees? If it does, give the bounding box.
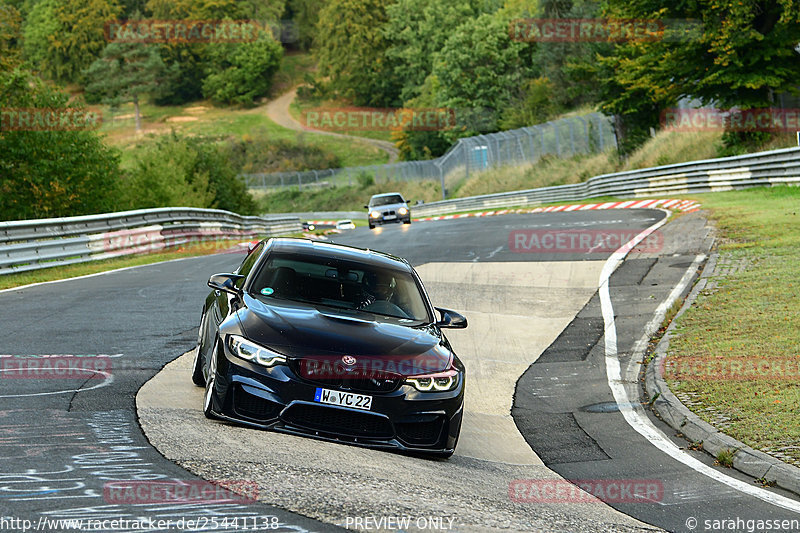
[1,0,799,220]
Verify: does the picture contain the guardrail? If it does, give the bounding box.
[412,146,800,216]
[0,208,302,276]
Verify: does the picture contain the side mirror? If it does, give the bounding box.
[434,307,467,329]
[208,273,245,296]
[364,205,370,209]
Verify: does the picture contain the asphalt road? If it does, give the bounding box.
[2,211,799,533]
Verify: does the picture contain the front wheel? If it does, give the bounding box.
[403,219,411,225]
[191,311,208,386]
[203,340,220,419]
[369,223,375,230]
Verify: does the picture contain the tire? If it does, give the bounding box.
[403,219,411,225]
[369,223,375,230]
[203,339,220,419]
[191,312,207,387]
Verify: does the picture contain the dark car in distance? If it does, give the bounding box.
[192,238,468,457]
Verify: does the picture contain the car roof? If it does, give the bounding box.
[266,238,412,271]
[370,192,404,198]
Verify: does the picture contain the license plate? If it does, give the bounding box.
[314,388,372,411]
[383,214,397,220]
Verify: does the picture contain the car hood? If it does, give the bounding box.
[239,295,450,376]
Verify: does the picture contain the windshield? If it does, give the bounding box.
[249,253,430,322]
[369,195,404,207]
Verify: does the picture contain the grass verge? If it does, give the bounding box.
[665,185,800,467]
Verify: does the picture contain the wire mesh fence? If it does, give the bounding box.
[242,113,616,199]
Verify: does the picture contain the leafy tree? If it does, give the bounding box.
[431,12,535,136]
[121,133,256,214]
[383,0,478,103]
[22,0,122,83]
[145,0,247,103]
[84,28,174,132]
[0,69,121,220]
[285,0,324,50]
[529,0,608,109]
[314,0,400,106]
[599,0,800,149]
[0,3,22,72]
[393,74,453,160]
[499,77,561,130]
[202,26,283,106]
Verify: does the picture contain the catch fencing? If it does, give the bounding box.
[0,208,301,275]
[242,113,616,198]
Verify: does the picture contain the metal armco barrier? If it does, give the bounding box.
[0,208,302,275]
[412,146,800,217]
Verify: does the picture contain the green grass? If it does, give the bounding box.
[289,98,396,143]
[0,239,249,291]
[271,52,316,96]
[665,185,800,467]
[256,180,443,214]
[99,87,389,171]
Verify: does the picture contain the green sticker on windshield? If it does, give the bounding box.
[261,287,274,296]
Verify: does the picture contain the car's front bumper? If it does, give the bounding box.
[207,345,463,455]
[369,213,411,225]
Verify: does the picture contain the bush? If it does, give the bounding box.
[0,68,121,221]
[226,131,341,173]
[202,28,283,106]
[120,133,256,214]
[355,171,374,189]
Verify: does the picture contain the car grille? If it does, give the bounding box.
[233,385,281,421]
[281,403,394,439]
[395,416,445,446]
[289,360,402,393]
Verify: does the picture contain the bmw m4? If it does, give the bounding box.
[192,238,468,457]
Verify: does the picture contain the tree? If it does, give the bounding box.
[431,12,535,137]
[314,0,400,107]
[285,0,325,50]
[202,26,283,106]
[0,69,121,220]
[383,0,478,103]
[499,77,561,130]
[0,3,22,72]
[120,133,256,214]
[84,32,174,132]
[145,0,247,104]
[22,0,122,83]
[599,0,800,149]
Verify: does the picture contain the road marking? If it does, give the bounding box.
[598,210,800,513]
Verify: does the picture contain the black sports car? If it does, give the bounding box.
[192,238,468,457]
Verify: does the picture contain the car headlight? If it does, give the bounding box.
[405,369,459,392]
[227,335,286,367]
[398,207,408,215]
[370,211,381,218]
